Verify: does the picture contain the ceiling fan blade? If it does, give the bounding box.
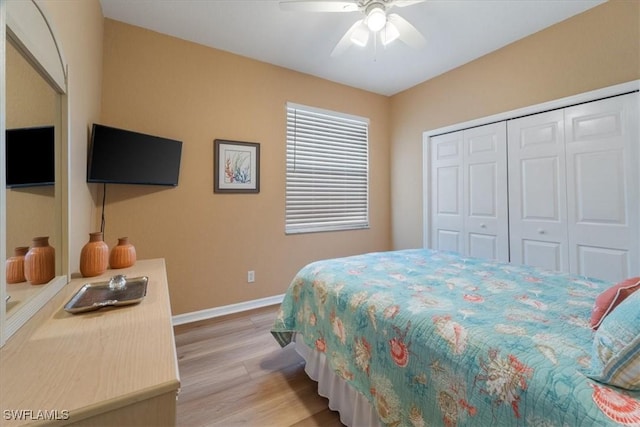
[331,19,365,57]
[391,0,426,7]
[279,0,359,12]
[388,13,426,49]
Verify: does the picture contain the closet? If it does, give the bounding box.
[430,122,509,262]
[509,93,638,282]
[427,89,639,283]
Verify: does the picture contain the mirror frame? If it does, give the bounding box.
[0,0,69,346]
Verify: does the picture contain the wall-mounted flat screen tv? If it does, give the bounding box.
[6,126,55,188]
[87,123,182,186]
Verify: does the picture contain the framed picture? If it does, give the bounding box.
[214,139,260,193]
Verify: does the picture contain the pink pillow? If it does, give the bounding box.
[590,277,640,329]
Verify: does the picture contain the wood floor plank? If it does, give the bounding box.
[243,342,305,380]
[290,409,346,427]
[177,364,250,405]
[175,305,344,426]
[178,330,280,366]
[175,316,256,347]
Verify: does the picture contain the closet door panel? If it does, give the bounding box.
[508,110,569,272]
[577,246,629,283]
[573,150,626,225]
[431,131,464,253]
[565,93,639,281]
[464,122,508,262]
[469,233,498,260]
[522,240,563,272]
[436,230,461,252]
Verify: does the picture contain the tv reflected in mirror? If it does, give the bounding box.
[5,126,55,188]
[87,124,182,186]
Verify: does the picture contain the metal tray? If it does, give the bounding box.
[64,276,148,314]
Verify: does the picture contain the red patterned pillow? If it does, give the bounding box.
[590,277,640,329]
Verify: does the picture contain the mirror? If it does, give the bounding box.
[5,38,59,316]
[1,0,69,346]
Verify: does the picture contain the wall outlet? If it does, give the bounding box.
[247,270,255,283]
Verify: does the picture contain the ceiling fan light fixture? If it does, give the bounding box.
[366,6,387,32]
[380,22,400,46]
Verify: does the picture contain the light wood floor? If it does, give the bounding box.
[174,305,345,427]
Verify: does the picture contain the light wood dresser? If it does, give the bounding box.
[0,259,180,426]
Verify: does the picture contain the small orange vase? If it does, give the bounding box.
[80,232,109,277]
[109,237,136,269]
[6,246,29,284]
[24,236,56,285]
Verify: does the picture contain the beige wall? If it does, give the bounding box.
[39,0,104,273]
[390,0,640,249]
[99,20,391,315]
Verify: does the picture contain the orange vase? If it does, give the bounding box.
[6,246,29,284]
[109,237,136,269]
[24,236,56,285]
[80,232,109,277]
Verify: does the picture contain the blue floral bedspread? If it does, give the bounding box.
[271,249,640,426]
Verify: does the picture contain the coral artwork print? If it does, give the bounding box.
[224,150,252,184]
[214,140,260,193]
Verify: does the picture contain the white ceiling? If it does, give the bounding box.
[99,0,605,96]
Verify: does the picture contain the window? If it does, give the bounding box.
[286,103,369,234]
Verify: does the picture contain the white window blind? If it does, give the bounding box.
[286,103,369,234]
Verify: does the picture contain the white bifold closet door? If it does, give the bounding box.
[508,92,639,282]
[507,109,569,272]
[564,93,639,282]
[430,131,464,253]
[431,122,509,262]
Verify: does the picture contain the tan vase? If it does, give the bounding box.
[109,237,136,269]
[80,232,109,277]
[6,246,29,284]
[24,236,56,285]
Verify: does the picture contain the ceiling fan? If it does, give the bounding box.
[279,0,427,56]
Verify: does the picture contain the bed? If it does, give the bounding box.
[271,249,640,426]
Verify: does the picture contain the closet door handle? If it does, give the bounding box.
[480,223,486,229]
[537,228,546,235]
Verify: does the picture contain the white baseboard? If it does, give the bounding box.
[172,294,285,326]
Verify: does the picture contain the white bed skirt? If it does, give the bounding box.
[294,334,383,427]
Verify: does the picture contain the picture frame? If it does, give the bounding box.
[214,139,260,193]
